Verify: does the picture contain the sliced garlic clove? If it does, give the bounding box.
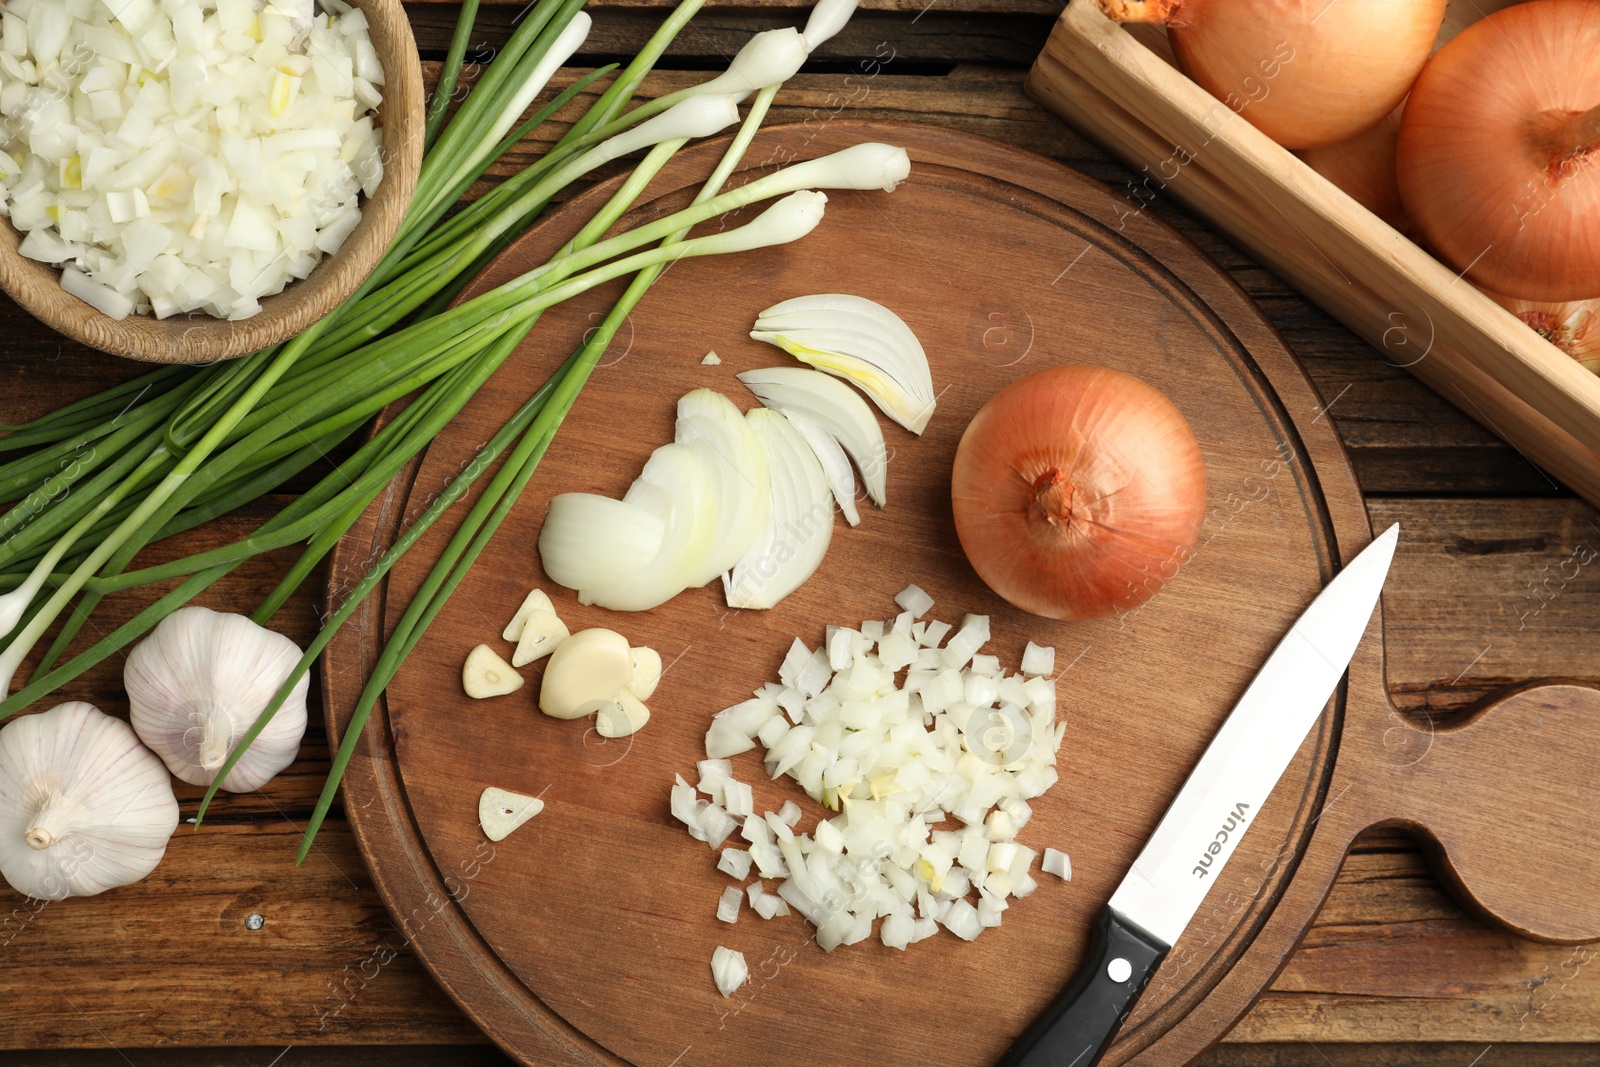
[502,588,555,642]
[479,787,544,842]
[463,645,524,699]
[511,608,569,668]
[594,691,651,738]
[627,646,662,701]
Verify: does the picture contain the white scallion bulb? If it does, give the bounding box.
[485,13,594,150]
[694,28,809,101]
[803,0,863,51]
[0,702,179,900]
[124,606,309,794]
[589,93,743,167]
[762,143,912,196]
[689,190,829,257]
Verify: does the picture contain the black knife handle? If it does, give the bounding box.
[996,906,1170,1067]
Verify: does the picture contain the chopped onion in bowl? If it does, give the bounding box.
[0,0,384,321]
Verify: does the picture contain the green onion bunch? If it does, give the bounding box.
[0,0,881,858]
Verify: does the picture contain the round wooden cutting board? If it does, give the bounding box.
[323,123,1600,1066]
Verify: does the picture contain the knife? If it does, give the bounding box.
[997,522,1401,1067]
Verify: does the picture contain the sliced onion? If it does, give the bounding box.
[723,409,835,610]
[751,294,936,434]
[737,365,888,506]
[782,409,861,526]
[538,494,665,591]
[582,444,717,611]
[674,389,770,584]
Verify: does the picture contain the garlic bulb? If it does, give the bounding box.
[125,607,309,793]
[0,702,179,900]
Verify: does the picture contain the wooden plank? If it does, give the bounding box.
[1371,498,1600,708]
[400,0,1063,15]
[10,1052,516,1067]
[403,6,1057,66]
[15,1044,1600,1067]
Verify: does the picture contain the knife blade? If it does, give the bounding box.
[997,522,1400,1067]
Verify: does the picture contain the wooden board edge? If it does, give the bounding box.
[325,119,1391,1067]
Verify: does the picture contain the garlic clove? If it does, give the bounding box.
[479,787,544,842]
[0,702,179,900]
[125,606,309,794]
[502,588,555,642]
[463,645,525,699]
[594,691,651,738]
[540,628,634,719]
[627,646,662,701]
[511,608,569,668]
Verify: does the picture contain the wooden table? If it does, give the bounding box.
[4,3,1598,1064]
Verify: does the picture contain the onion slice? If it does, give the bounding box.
[751,294,936,434]
[723,409,834,609]
[674,389,771,584]
[582,444,718,611]
[737,365,888,506]
[710,946,748,997]
[538,494,666,591]
[782,409,861,526]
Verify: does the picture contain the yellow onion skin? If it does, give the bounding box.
[1300,105,1416,237]
[1102,0,1445,150]
[1399,0,1600,302]
[1482,287,1600,374]
[950,365,1207,621]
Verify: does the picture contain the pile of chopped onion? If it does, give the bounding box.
[0,0,384,320]
[672,588,1068,954]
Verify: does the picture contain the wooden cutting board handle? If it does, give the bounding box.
[1367,682,1600,944]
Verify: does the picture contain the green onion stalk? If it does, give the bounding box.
[0,0,702,685]
[0,0,892,858]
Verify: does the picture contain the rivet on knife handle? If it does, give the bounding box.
[996,905,1168,1067]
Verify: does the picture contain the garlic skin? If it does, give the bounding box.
[125,607,308,793]
[0,702,179,900]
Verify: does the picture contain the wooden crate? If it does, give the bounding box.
[1026,0,1600,507]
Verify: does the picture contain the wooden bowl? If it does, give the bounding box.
[0,0,424,364]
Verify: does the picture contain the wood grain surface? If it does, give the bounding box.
[323,118,1382,1067]
[0,6,1597,1065]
